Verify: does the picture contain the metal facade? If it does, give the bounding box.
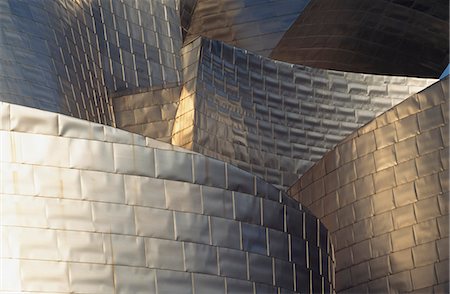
[180,0,197,39]
[1,101,334,294]
[112,86,182,143]
[270,0,449,77]
[289,79,449,293]
[181,0,448,78]
[120,37,434,190]
[0,0,182,124]
[183,0,311,57]
[0,0,448,293]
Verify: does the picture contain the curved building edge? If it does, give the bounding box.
[288,79,449,293]
[0,101,334,294]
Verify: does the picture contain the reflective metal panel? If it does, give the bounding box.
[270,0,449,78]
[110,33,437,191]
[184,0,310,56]
[0,101,334,294]
[289,79,449,293]
[174,37,436,189]
[0,0,183,124]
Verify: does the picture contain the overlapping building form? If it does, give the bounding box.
[113,37,436,190]
[1,100,334,293]
[0,0,448,293]
[289,79,449,293]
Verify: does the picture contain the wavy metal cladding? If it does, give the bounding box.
[270,0,449,78]
[165,37,436,190]
[288,79,449,293]
[0,0,182,124]
[183,0,311,57]
[0,101,334,294]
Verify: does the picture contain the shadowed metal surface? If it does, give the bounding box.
[0,0,182,124]
[184,0,311,57]
[180,0,197,39]
[0,101,334,294]
[270,0,449,78]
[289,79,449,293]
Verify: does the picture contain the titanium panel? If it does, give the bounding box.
[156,270,192,294]
[114,266,156,293]
[202,186,233,219]
[193,273,225,294]
[270,0,449,78]
[0,0,183,124]
[112,35,436,191]
[184,0,311,56]
[218,247,248,279]
[181,37,435,190]
[180,0,198,39]
[124,175,166,208]
[0,101,334,294]
[112,86,182,142]
[135,206,174,239]
[289,79,449,292]
[227,277,254,293]
[184,242,218,274]
[210,216,241,249]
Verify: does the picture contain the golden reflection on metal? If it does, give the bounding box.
[289,79,449,293]
[0,101,334,293]
[0,0,448,293]
[142,37,436,190]
[171,86,196,148]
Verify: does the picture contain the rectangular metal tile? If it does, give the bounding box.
[124,175,166,208]
[174,211,210,244]
[411,263,436,290]
[114,266,156,293]
[184,242,218,274]
[193,273,225,294]
[248,253,273,284]
[210,216,240,250]
[242,223,267,255]
[70,263,115,293]
[202,186,233,219]
[57,230,105,263]
[145,238,184,271]
[234,192,261,225]
[91,202,135,234]
[165,180,202,213]
[155,269,192,294]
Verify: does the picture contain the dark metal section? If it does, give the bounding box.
[184,0,310,56]
[180,0,198,39]
[270,0,449,78]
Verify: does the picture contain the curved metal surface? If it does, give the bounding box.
[1,1,448,292]
[288,79,449,293]
[270,0,449,78]
[184,0,310,56]
[149,37,435,190]
[0,0,182,124]
[0,101,334,294]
